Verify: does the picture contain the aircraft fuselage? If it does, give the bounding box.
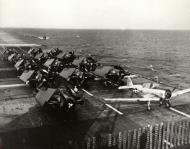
[132,85,165,99]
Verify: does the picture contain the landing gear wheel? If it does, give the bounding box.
[165,100,171,108]
[147,101,151,111]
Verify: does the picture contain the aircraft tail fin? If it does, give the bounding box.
[127,77,133,87]
[142,82,159,89]
[118,77,134,90]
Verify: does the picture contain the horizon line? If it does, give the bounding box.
[1,27,190,31]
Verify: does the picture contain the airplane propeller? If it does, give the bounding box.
[160,87,178,108]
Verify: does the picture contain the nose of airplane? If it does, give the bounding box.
[164,89,172,99]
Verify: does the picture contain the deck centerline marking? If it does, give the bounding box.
[82,88,123,115]
[0,84,27,88]
[169,107,190,118]
[82,89,93,96]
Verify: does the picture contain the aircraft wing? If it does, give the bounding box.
[118,84,142,90]
[172,88,190,98]
[118,86,134,90]
[104,97,160,102]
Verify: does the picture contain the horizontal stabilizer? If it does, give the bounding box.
[124,74,138,78]
[118,86,133,90]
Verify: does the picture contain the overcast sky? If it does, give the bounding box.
[0,0,190,29]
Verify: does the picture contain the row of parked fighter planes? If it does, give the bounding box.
[3,46,190,115]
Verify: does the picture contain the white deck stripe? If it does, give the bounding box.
[82,89,123,115]
[0,84,27,88]
[105,104,123,115]
[82,89,94,96]
[169,107,190,118]
[0,68,16,71]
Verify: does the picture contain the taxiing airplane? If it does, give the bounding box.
[104,77,190,110]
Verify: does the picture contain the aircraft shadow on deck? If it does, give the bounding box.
[0,94,140,149]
